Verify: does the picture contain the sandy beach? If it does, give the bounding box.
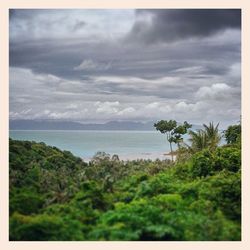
[82,151,175,162]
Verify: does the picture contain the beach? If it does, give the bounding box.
[83,151,175,162]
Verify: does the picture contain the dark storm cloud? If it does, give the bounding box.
[9,9,33,20]
[9,9,241,126]
[128,9,241,44]
[9,36,240,82]
[9,9,240,83]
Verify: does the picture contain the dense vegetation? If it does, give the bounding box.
[9,123,241,241]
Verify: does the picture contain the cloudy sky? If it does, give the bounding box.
[9,9,241,127]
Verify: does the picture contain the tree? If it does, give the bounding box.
[224,124,241,144]
[189,130,209,152]
[203,122,221,150]
[172,121,192,148]
[154,120,191,162]
[188,122,221,152]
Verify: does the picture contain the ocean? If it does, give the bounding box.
[9,130,181,161]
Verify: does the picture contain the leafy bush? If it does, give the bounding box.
[190,146,241,178]
[224,124,241,144]
[197,170,241,221]
[190,149,215,177]
[214,146,241,172]
[10,188,44,215]
[10,212,84,240]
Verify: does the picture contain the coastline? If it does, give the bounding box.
[82,151,175,162]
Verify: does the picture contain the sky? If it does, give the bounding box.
[9,9,241,127]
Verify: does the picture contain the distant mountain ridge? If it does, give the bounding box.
[10,119,203,131]
[9,119,155,131]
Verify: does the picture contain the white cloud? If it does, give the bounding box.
[74,59,111,71]
[95,101,120,114]
[146,102,172,113]
[66,103,78,109]
[10,9,135,42]
[9,66,241,126]
[175,101,195,112]
[228,63,241,85]
[172,66,205,74]
[35,74,61,84]
[146,102,160,109]
[94,75,179,87]
[19,108,32,115]
[195,83,232,100]
[118,107,136,116]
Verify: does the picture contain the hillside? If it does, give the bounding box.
[9,138,241,241]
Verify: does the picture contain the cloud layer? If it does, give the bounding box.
[127,9,241,44]
[9,9,241,127]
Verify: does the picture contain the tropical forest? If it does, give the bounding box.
[9,121,241,241]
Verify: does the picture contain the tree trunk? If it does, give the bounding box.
[166,133,174,162]
[169,141,174,162]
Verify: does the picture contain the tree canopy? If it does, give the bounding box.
[154,120,192,161]
[224,124,241,144]
[9,122,241,241]
[188,122,221,153]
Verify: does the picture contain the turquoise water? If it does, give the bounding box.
[9,130,179,160]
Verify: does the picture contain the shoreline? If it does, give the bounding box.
[82,151,175,162]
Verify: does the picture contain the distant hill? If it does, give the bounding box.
[9,119,155,131]
[10,119,203,131]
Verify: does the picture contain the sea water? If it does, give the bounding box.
[9,130,181,161]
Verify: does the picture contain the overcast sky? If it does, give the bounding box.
[9,9,241,127]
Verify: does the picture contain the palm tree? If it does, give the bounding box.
[188,130,209,152]
[188,122,221,152]
[203,122,221,150]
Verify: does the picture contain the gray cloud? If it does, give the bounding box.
[127,9,241,44]
[9,9,241,127]
[74,59,111,71]
[72,20,86,32]
[9,33,240,81]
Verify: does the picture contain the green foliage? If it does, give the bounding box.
[197,170,241,221]
[72,181,109,211]
[190,146,241,178]
[224,124,241,144]
[154,120,177,134]
[203,122,221,150]
[154,120,192,161]
[188,122,221,152]
[10,212,84,240]
[10,187,44,215]
[90,183,240,241]
[172,121,192,145]
[9,136,241,241]
[214,146,241,172]
[90,199,171,240]
[191,149,215,177]
[189,130,209,152]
